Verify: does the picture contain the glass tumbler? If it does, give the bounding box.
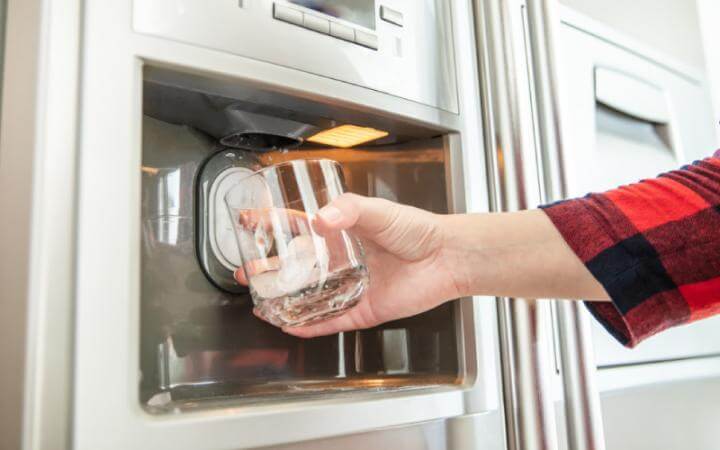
[225,159,369,328]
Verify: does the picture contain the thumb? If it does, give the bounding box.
[313,193,399,238]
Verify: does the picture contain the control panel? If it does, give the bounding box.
[273,3,382,50]
[133,0,458,113]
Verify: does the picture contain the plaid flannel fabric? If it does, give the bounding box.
[541,155,720,347]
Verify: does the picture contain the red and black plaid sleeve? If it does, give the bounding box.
[541,155,720,347]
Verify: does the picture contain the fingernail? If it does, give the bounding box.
[318,205,342,223]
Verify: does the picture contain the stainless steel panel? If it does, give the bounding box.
[133,0,459,112]
[0,2,40,448]
[269,419,452,450]
[598,377,720,450]
[267,411,507,450]
[0,1,81,450]
[0,0,7,117]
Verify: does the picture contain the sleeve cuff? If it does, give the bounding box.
[541,199,681,348]
[584,301,635,347]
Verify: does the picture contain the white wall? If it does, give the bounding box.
[559,0,706,69]
[697,0,720,144]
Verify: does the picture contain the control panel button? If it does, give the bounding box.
[380,6,404,27]
[354,30,379,50]
[273,3,303,26]
[330,21,355,42]
[304,14,330,34]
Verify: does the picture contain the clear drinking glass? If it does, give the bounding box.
[225,159,369,328]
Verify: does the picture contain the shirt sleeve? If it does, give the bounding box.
[541,157,720,347]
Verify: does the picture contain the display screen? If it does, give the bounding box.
[288,0,376,30]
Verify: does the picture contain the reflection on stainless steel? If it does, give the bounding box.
[162,335,292,388]
[353,312,450,376]
[381,329,410,375]
[145,301,460,406]
[143,80,330,151]
[145,377,460,415]
[140,89,463,411]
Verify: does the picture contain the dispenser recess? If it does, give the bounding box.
[140,67,465,412]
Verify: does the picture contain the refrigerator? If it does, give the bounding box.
[1,1,718,450]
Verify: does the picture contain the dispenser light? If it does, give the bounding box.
[307,125,389,148]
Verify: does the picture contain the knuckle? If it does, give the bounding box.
[376,202,403,237]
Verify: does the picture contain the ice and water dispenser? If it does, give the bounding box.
[140,68,464,410]
[0,0,494,447]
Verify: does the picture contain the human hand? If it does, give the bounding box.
[234,193,463,338]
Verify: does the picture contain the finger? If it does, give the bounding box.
[247,256,281,274]
[234,257,281,285]
[234,268,248,285]
[314,193,399,238]
[255,305,356,336]
[282,311,362,338]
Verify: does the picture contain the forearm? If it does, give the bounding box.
[440,210,610,301]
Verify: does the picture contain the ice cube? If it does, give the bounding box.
[278,253,317,294]
[286,234,317,257]
[236,229,261,261]
[276,235,328,294]
[287,235,329,262]
[231,218,273,263]
[249,270,286,299]
[252,220,273,255]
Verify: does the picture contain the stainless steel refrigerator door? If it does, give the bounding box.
[0,1,81,449]
[595,377,720,450]
[558,7,720,369]
[71,1,503,450]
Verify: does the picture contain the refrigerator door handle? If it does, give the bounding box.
[524,1,607,450]
[593,65,685,163]
[473,0,560,449]
[594,66,670,124]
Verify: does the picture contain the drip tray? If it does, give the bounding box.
[146,376,462,414]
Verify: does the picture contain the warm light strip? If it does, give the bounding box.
[307,125,389,148]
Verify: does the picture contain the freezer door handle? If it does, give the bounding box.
[593,65,684,162]
[594,66,670,124]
